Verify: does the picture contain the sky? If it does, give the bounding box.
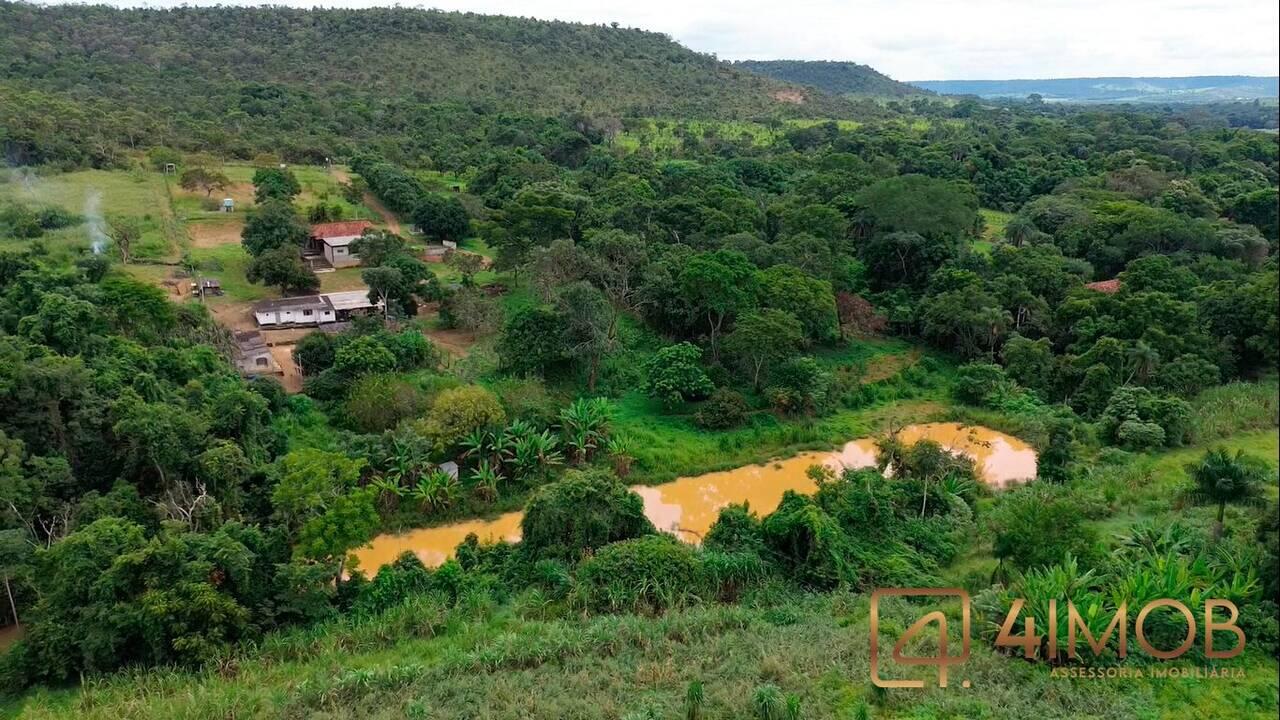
[44,1,1280,80]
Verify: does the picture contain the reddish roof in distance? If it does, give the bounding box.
[1084,278,1122,294]
[311,220,374,239]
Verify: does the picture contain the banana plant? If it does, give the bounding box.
[559,397,612,463]
[459,428,498,467]
[369,476,405,513]
[411,468,461,513]
[468,458,503,503]
[607,434,637,478]
[507,429,563,483]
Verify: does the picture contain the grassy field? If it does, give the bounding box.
[975,208,1011,255]
[0,167,177,262]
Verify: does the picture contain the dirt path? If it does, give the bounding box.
[269,344,303,393]
[331,166,404,236]
[425,327,476,357]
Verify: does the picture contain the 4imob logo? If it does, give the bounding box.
[870,588,1246,689]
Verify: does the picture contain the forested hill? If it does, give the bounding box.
[0,2,856,166]
[735,60,928,97]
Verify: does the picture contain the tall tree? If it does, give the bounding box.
[678,250,757,362]
[246,246,319,294]
[724,309,805,390]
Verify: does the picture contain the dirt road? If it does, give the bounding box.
[331,166,404,236]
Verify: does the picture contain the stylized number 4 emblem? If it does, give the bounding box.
[870,588,971,689]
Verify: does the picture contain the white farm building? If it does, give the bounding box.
[251,290,382,328]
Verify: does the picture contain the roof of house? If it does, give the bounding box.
[196,277,221,288]
[233,330,268,351]
[252,295,334,314]
[324,289,381,311]
[1084,278,1122,294]
[311,220,374,241]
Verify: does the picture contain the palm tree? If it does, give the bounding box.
[1187,448,1267,540]
[1125,340,1160,384]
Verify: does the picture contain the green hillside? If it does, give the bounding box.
[0,2,857,166]
[736,60,928,97]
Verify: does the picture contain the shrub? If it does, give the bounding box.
[491,377,561,426]
[333,335,397,377]
[497,305,568,377]
[383,329,440,371]
[759,491,855,589]
[644,342,713,408]
[954,362,1009,405]
[1115,419,1165,450]
[989,485,1103,573]
[301,367,347,401]
[765,356,831,415]
[418,385,505,450]
[704,503,765,555]
[521,468,653,562]
[343,374,428,433]
[694,388,749,429]
[575,534,703,613]
[1099,385,1192,448]
[352,552,435,615]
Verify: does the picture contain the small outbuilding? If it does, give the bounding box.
[191,277,223,298]
[310,220,374,268]
[233,330,280,376]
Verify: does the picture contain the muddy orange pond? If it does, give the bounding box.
[351,422,1035,572]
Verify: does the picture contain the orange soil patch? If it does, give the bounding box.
[861,349,922,384]
[772,89,806,104]
[269,344,303,393]
[187,220,245,248]
[258,328,314,345]
[417,311,477,357]
[208,300,258,332]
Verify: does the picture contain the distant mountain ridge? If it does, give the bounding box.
[735,60,928,97]
[909,75,1280,103]
[0,2,853,119]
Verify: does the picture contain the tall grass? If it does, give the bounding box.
[1190,380,1279,442]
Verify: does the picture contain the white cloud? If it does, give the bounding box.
[51,0,1280,80]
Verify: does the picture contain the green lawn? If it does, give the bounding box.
[187,243,269,302]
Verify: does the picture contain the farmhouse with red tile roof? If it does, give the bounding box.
[310,220,374,268]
